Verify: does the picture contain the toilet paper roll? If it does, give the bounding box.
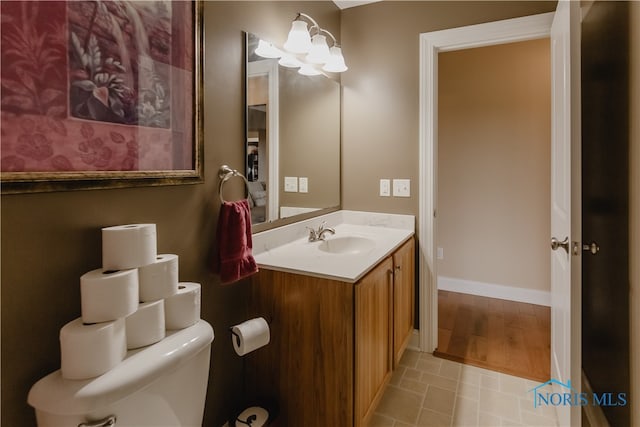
[231,317,270,356]
[138,254,179,302]
[60,318,126,380]
[80,268,139,324]
[125,300,165,349]
[102,224,157,270]
[164,282,201,330]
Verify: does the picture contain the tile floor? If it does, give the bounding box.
[369,350,559,427]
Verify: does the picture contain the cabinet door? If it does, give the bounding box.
[246,270,354,426]
[393,237,415,367]
[355,257,393,427]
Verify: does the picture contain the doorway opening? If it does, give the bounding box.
[418,11,554,351]
[419,8,582,425]
[431,39,551,382]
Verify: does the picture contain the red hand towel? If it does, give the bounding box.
[213,199,259,284]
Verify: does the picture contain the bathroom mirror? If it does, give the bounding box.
[245,32,341,228]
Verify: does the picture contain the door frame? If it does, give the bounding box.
[418,13,555,352]
[247,59,280,222]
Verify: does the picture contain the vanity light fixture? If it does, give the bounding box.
[323,45,348,73]
[284,12,348,74]
[298,63,323,76]
[306,34,331,64]
[254,13,348,76]
[283,19,312,53]
[254,39,282,59]
[278,54,304,69]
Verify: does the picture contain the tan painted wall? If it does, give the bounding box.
[340,1,557,216]
[0,2,339,426]
[437,39,551,292]
[279,67,341,209]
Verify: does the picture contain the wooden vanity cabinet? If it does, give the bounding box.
[355,257,393,427]
[355,237,416,426]
[245,270,354,426]
[392,237,416,367]
[246,236,415,427]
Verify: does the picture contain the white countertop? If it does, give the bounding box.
[252,211,415,283]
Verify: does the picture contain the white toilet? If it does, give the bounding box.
[28,320,214,427]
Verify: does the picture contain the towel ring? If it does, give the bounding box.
[218,165,251,204]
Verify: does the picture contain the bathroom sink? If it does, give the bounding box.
[317,236,375,255]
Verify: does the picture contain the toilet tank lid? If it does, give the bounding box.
[27,320,214,415]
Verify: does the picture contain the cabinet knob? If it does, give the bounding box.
[395,265,401,271]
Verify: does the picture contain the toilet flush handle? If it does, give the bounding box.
[79,415,116,427]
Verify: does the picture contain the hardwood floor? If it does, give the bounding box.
[434,290,550,382]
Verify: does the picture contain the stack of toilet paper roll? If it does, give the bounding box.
[59,224,202,380]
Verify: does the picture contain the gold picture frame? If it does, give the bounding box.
[0,0,204,194]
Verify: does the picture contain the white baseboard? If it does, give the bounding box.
[437,276,550,307]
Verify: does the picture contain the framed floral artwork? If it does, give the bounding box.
[0,0,203,193]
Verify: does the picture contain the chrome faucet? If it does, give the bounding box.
[307,221,336,242]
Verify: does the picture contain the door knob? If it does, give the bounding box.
[583,241,600,255]
[551,236,570,253]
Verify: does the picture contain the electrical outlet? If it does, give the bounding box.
[379,179,390,197]
[299,177,308,193]
[437,247,444,260]
[393,179,410,197]
[284,176,298,192]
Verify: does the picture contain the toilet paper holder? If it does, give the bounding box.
[79,415,116,427]
[230,329,241,347]
[229,316,272,347]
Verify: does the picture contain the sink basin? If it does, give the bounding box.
[317,236,375,255]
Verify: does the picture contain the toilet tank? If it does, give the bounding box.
[28,320,214,427]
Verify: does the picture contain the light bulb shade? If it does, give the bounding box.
[284,20,312,54]
[298,63,322,76]
[305,34,331,64]
[322,46,348,73]
[278,54,303,68]
[254,39,282,59]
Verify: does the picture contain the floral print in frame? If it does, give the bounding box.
[0,0,203,193]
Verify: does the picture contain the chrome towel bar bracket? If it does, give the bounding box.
[218,165,251,204]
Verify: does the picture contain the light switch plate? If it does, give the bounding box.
[393,179,410,197]
[298,177,308,193]
[284,176,298,192]
[379,179,390,197]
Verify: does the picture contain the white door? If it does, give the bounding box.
[550,1,581,425]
